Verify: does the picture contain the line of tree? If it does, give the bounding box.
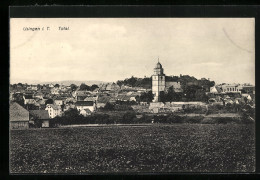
[116,76,152,88]
[116,75,215,90]
[49,108,253,128]
[79,83,99,91]
[134,86,209,103]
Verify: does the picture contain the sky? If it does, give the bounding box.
[10,18,255,85]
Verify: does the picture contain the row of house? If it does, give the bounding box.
[10,102,50,129]
[210,84,255,94]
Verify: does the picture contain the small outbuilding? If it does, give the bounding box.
[29,110,50,128]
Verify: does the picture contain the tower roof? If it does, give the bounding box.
[155,62,162,69]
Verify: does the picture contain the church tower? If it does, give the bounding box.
[152,59,166,102]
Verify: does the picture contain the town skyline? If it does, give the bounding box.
[10,18,255,85]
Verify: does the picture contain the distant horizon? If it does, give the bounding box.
[10,73,255,86]
[10,18,255,86]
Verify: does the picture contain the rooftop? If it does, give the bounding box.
[75,101,94,106]
[29,110,50,120]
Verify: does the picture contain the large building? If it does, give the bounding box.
[152,61,166,102]
[152,61,183,102]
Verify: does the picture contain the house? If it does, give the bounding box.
[210,86,222,94]
[10,102,29,129]
[45,104,62,118]
[220,84,241,93]
[29,110,50,128]
[97,95,111,108]
[242,94,252,102]
[23,95,36,105]
[75,101,96,112]
[242,86,255,94]
[33,92,44,99]
[48,84,54,88]
[27,85,38,91]
[77,95,88,101]
[84,96,97,102]
[64,104,76,112]
[80,108,92,117]
[54,98,64,106]
[51,88,60,95]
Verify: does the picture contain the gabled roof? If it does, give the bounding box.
[10,102,29,121]
[55,97,64,101]
[97,96,111,103]
[24,95,34,99]
[46,104,60,110]
[29,110,50,119]
[75,101,94,106]
[82,108,92,113]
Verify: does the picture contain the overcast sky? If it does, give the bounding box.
[10,18,255,85]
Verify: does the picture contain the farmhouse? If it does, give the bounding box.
[29,110,50,128]
[75,101,96,112]
[10,102,30,129]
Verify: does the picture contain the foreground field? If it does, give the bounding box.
[10,124,255,173]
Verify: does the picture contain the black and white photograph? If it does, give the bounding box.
[9,17,255,173]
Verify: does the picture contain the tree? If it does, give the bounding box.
[116,80,124,88]
[122,111,136,124]
[195,89,208,102]
[79,83,90,91]
[159,91,167,103]
[128,76,137,87]
[17,83,23,88]
[37,84,41,90]
[12,84,17,89]
[90,84,99,91]
[70,84,78,91]
[63,108,84,125]
[54,84,60,88]
[140,91,154,103]
[45,99,54,105]
[103,102,115,111]
[25,104,39,110]
[165,86,178,102]
[13,93,24,106]
[183,85,201,101]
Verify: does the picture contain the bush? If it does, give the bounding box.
[166,115,184,123]
[120,111,137,124]
[201,117,216,124]
[138,114,153,123]
[183,116,204,123]
[153,115,168,123]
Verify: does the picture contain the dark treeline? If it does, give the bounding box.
[116,75,215,90]
[49,106,254,128]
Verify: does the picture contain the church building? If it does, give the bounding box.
[152,61,166,102]
[152,60,182,102]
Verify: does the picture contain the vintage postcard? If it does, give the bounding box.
[9,17,255,173]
